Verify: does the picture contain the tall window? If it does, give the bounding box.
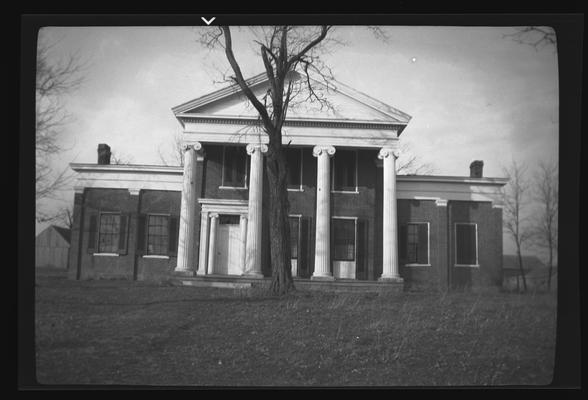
[332,218,356,261]
[222,146,247,188]
[286,148,302,189]
[98,213,121,253]
[404,223,429,265]
[455,223,478,265]
[332,150,357,191]
[147,215,169,256]
[289,216,300,259]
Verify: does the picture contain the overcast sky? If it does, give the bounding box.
[35,25,559,254]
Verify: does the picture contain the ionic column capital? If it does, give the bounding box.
[183,142,203,152]
[312,145,336,158]
[246,143,268,155]
[378,147,399,160]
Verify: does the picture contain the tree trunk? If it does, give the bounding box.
[265,142,295,295]
[516,244,527,292]
[547,243,553,291]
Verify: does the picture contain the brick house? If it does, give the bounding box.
[67,73,507,290]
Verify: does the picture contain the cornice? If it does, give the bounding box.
[70,163,183,174]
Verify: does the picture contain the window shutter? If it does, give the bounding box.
[398,224,407,261]
[418,224,429,264]
[136,214,147,255]
[168,215,179,256]
[118,214,129,255]
[356,219,367,280]
[87,214,98,253]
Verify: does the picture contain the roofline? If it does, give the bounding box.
[397,174,508,186]
[70,163,184,174]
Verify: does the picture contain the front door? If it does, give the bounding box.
[215,215,242,275]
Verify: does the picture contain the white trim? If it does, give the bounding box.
[221,145,248,190]
[92,253,119,257]
[198,198,249,216]
[404,221,430,266]
[454,222,479,267]
[331,149,359,193]
[142,255,170,259]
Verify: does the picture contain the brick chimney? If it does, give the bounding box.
[97,144,111,165]
[470,160,484,178]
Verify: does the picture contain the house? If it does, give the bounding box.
[36,225,71,269]
[502,255,557,291]
[67,73,508,290]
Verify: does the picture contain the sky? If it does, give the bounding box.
[35,25,559,255]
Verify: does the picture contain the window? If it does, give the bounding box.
[98,213,121,253]
[332,218,356,261]
[455,223,478,265]
[147,215,169,255]
[222,146,247,188]
[332,150,357,192]
[404,223,429,265]
[289,216,300,259]
[286,148,303,190]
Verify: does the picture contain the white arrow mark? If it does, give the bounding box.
[201,17,216,25]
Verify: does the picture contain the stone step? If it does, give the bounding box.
[177,279,252,289]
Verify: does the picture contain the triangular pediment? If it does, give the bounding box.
[173,72,411,126]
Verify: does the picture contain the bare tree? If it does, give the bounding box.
[158,131,185,167]
[503,26,557,51]
[110,150,135,165]
[396,142,435,175]
[532,160,558,291]
[36,37,86,221]
[502,160,534,292]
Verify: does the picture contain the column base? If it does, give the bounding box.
[173,269,195,277]
[311,273,335,281]
[196,269,207,276]
[378,275,404,283]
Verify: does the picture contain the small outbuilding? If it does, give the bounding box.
[35,225,71,269]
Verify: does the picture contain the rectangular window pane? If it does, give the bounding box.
[406,223,429,264]
[332,219,355,261]
[98,213,120,253]
[333,150,357,191]
[456,224,477,265]
[289,217,299,259]
[223,146,246,187]
[286,148,302,189]
[147,215,169,255]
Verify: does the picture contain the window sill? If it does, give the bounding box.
[92,253,119,257]
[454,264,480,268]
[405,263,431,267]
[333,260,356,263]
[287,187,304,192]
[219,186,248,190]
[143,255,170,259]
[331,190,359,194]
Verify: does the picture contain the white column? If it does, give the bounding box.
[312,145,336,280]
[378,147,403,282]
[243,143,267,278]
[207,213,219,275]
[196,211,209,276]
[239,215,248,275]
[175,143,202,275]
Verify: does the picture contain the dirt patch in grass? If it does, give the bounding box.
[34,278,557,387]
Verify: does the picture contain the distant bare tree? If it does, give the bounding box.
[396,142,435,175]
[110,150,135,165]
[502,160,534,292]
[36,37,86,222]
[532,160,558,291]
[504,26,557,51]
[158,131,185,167]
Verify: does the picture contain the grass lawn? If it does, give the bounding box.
[34,277,557,387]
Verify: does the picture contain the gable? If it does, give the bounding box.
[173,72,411,125]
